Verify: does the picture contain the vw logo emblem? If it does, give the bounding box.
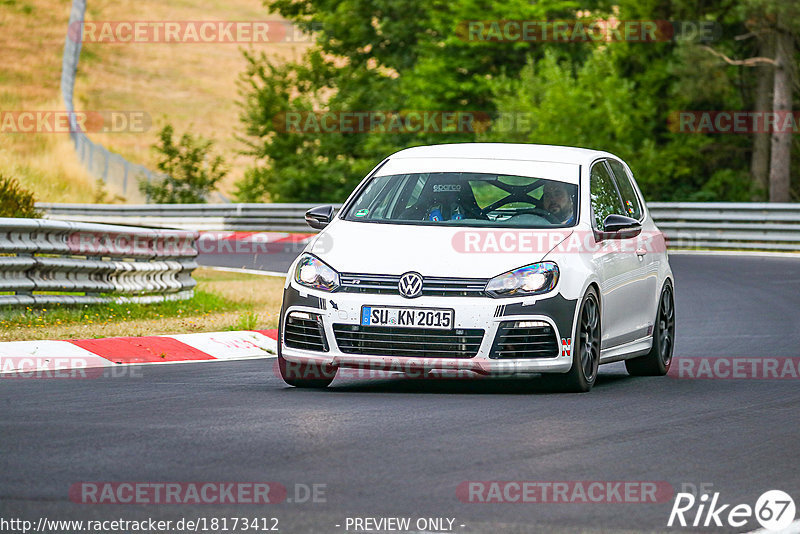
[398,272,423,298]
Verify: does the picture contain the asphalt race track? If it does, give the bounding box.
[1,254,799,533]
[195,240,304,274]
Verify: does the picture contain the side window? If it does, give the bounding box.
[590,162,624,231]
[607,160,642,220]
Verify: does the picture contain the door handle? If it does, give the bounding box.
[636,248,647,257]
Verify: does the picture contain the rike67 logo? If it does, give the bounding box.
[668,490,796,531]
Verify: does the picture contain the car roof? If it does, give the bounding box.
[388,143,617,167]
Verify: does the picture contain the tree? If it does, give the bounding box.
[751,33,773,200]
[140,125,227,204]
[698,0,800,201]
[236,0,585,202]
[769,29,795,202]
[482,48,721,201]
[237,0,795,203]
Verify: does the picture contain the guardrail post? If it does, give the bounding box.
[15,252,34,297]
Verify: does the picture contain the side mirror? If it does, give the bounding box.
[599,214,642,239]
[305,205,335,230]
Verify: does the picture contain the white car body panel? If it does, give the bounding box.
[307,220,570,278]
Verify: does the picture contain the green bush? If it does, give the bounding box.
[139,124,227,203]
[481,49,750,201]
[0,174,40,218]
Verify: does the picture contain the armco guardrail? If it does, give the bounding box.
[37,203,337,233]
[647,202,800,252]
[0,219,198,306]
[37,202,800,252]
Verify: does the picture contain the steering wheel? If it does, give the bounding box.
[462,203,490,221]
[481,199,559,224]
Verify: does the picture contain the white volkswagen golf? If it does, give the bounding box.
[277,143,675,392]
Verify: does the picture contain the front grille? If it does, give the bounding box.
[339,273,488,297]
[284,312,328,352]
[490,320,559,359]
[333,324,484,358]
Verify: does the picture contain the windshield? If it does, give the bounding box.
[342,172,578,228]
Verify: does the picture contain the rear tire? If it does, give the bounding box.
[550,287,600,393]
[625,282,675,376]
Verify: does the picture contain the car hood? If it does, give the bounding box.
[307,220,574,278]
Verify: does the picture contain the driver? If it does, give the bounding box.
[541,181,575,224]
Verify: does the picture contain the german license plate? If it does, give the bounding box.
[360,306,454,330]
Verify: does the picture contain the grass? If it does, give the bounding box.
[0,0,100,202]
[228,310,261,331]
[0,267,285,341]
[0,0,309,202]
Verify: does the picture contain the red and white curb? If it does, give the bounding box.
[197,231,314,253]
[0,329,278,376]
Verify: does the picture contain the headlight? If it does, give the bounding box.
[294,254,340,292]
[485,262,559,298]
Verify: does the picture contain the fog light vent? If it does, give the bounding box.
[490,320,559,359]
[284,311,329,352]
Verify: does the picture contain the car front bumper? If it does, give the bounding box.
[279,282,580,377]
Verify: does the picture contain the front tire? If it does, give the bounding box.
[550,287,600,393]
[278,354,337,388]
[625,282,675,376]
